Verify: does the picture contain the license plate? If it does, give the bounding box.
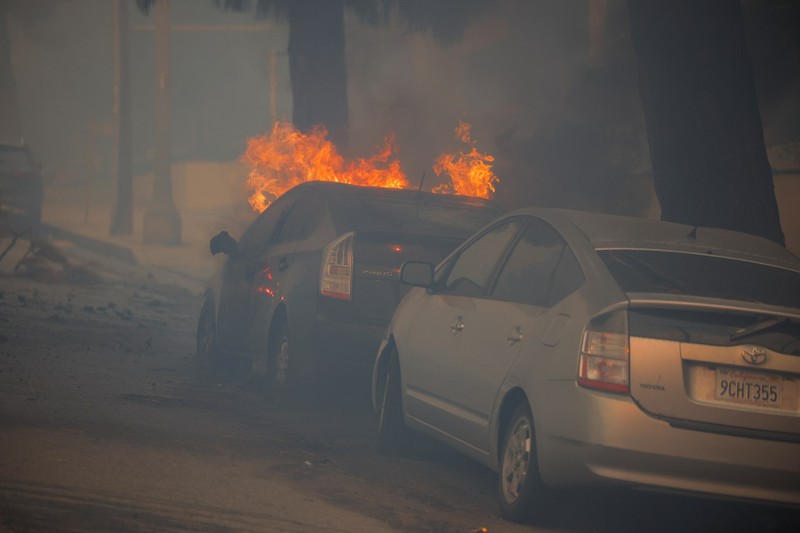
[715,367,782,407]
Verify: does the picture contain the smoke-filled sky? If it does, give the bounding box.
[6,0,799,220]
[8,0,286,173]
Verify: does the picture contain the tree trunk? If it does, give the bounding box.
[288,0,349,148]
[0,1,22,142]
[628,0,785,245]
[143,0,181,244]
[111,0,133,235]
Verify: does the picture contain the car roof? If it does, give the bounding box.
[288,181,505,237]
[293,180,502,209]
[515,207,800,270]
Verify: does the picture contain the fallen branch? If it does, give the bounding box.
[0,227,30,264]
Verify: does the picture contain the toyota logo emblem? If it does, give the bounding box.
[741,345,767,365]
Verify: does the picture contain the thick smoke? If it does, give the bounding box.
[346,0,655,214]
[6,0,799,221]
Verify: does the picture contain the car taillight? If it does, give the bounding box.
[320,231,354,300]
[578,310,629,393]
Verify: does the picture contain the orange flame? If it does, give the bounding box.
[432,122,499,199]
[242,120,498,212]
[242,120,408,211]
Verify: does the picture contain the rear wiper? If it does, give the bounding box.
[730,317,791,342]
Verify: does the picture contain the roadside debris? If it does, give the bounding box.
[0,228,30,264]
[12,238,100,284]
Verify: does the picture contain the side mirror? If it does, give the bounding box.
[210,230,238,256]
[400,261,434,288]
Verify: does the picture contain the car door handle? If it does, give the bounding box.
[450,317,465,333]
[507,327,523,345]
[278,257,289,272]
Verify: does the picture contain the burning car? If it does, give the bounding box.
[197,181,504,397]
[0,142,44,234]
[372,208,800,522]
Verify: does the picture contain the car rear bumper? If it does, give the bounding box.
[535,381,800,506]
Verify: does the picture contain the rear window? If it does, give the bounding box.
[598,249,800,309]
[628,308,800,354]
[356,236,460,269]
[332,196,503,238]
[0,147,32,172]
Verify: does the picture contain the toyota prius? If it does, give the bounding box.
[372,208,800,523]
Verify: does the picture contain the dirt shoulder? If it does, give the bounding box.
[1,243,797,533]
[0,255,530,532]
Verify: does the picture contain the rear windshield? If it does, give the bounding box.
[332,196,503,237]
[0,147,32,172]
[598,249,800,309]
[356,235,461,269]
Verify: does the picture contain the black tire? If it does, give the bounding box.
[498,402,549,524]
[267,318,291,400]
[196,298,221,375]
[375,349,414,455]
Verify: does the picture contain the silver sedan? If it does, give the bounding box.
[371,207,800,524]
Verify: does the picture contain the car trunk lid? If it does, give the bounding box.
[351,231,461,325]
[626,298,800,440]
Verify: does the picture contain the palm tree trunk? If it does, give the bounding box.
[288,0,349,148]
[143,0,181,244]
[628,0,785,244]
[111,0,133,235]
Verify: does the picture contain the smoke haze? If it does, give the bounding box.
[5,0,799,222]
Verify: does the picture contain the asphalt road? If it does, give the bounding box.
[0,250,797,532]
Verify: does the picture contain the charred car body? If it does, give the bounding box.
[198,181,504,395]
[372,208,800,522]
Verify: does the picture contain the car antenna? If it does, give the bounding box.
[416,171,427,218]
[687,226,698,240]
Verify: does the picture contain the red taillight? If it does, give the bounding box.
[320,232,354,300]
[578,310,630,393]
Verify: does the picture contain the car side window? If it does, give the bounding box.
[547,245,585,305]
[273,193,324,244]
[238,194,292,256]
[439,220,523,297]
[491,218,564,305]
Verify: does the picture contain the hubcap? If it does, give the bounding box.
[274,335,289,386]
[502,417,531,503]
[378,370,392,433]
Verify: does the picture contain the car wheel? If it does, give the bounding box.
[196,298,220,375]
[375,349,414,455]
[267,318,291,399]
[498,401,549,523]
